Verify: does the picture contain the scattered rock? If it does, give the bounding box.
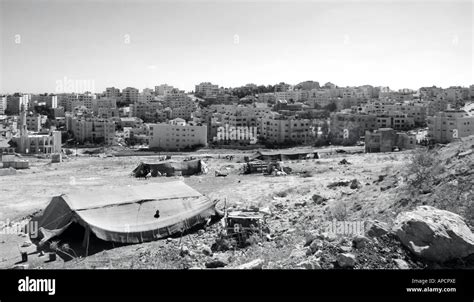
[297,260,322,269]
[339,159,351,165]
[179,246,190,257]
[235,259,264,269]
[336,253,357,268]
[352,235,370,249]
[393,206,474,263]
[349,179,361,190]
[289,248,306,259]
[201,245,213,256]
[393,259,410,269]
[304,232,317,246]
[205,258,228,268]
[365,220,390,238]
[309,239,322,253]
[327,180,350,189]
[339,246,352,252]
[318,232,338,242]
[20,241,32,248]
[312,194,327,205]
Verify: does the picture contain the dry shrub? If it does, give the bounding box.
[407,148,445,190]
[329,200,348,220]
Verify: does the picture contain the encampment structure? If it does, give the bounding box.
[250,150,319,161]
[132,159,208,177]
[30,181,219,246]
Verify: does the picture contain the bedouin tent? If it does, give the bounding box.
[251,150,319,161]
[30,181,218,245]
[132,159,208,177]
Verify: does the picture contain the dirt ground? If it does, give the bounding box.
[0,145,413,269]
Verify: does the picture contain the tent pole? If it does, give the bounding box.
[82,227,91,256]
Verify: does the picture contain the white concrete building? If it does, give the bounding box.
[148,119,207,150]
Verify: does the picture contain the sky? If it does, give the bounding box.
[0,0,472,94]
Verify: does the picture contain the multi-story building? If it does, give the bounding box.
[138,93,155,102]
[308,89,334,108]
[6,95,29,114]
[163,89,195,120]
[70,117,116,145]
[25,113,43,132]
[375,113,415,131]
[148,119,207,150]
[274,90,308,102]
[329,112,377,144]
[260,114,314,144]
[93,98,117,115]
[13,105,62,154]
[155,84,175,96]
[195,82,219,98]
[361,101,427,126]
[427,110,474,143]
[122,87,139,104]
[78,92,96,110]
[257,93,276,103]
[0,97,6,115]
[427,97,450,116]
[130,101,164,122]
[365,128,416,152]
[105,87,121,98]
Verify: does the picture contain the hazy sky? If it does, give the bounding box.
[0,0,472,93]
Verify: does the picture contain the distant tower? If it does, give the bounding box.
[16,103,29,153]
[19,103,27,136]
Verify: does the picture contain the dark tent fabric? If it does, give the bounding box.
[132,159,206,177]
[251,150,319,161]
[31,181,218,244]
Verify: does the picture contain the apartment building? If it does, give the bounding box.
[365,128,416,153]
[260,115,313,144]
[25,113,44,132]
[329,112,377,144]
[195,82,219,98]
[122,87,139,104]
[362,101,426,126]
[427,110,474,143]
[78,93,96,110]
[105,87,121,98]
[6,95,30,114]
[375,113,415,131]
[0,97,6,115]
[308,89,334,108]
[257,93,276,103]
[130,101,164,122]
[155,84,175,96]
[274,90,307,102]
[70,117,116,145]
[148,119,207,150]
[93,98,117,115]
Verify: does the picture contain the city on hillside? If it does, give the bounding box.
[1,82,473,156]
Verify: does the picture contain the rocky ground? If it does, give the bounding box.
[0,137,473,270]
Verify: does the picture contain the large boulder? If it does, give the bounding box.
[393,206,474,263]
[365,220,390,238]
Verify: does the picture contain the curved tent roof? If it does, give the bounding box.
[32,181,217,244]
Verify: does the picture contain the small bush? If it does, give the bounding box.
[407,148,444,190]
